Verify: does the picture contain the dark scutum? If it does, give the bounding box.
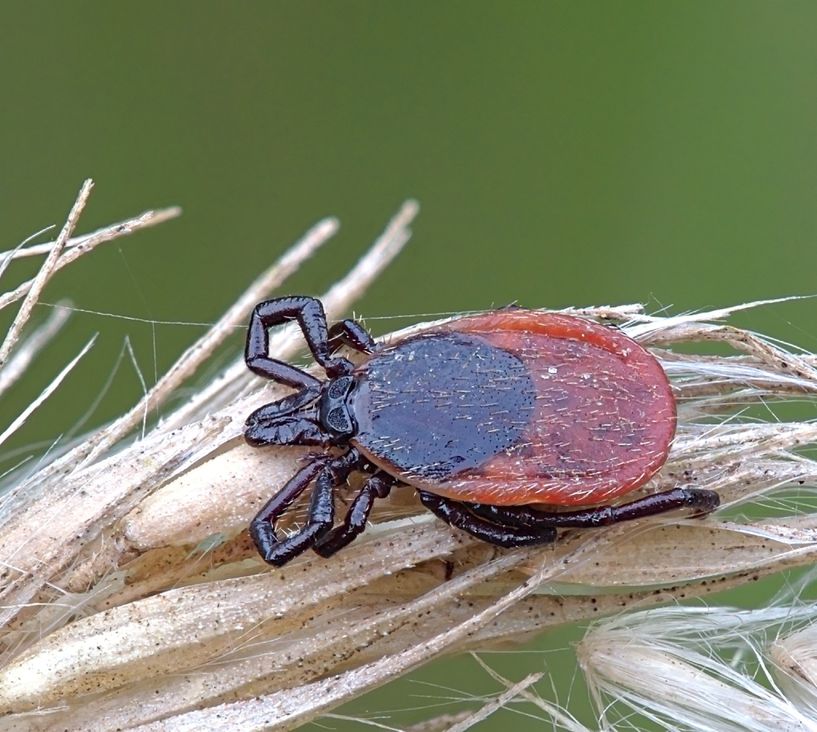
[352,333,536,481]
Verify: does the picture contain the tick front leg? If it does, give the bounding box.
[328,318,378,355]
[250,461,337,567]
[246,296,354,380]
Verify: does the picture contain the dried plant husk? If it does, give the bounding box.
[1,184,816,730]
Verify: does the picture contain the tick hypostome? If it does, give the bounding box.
[244,296,719,566]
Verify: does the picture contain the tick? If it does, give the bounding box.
[244,296,719,566]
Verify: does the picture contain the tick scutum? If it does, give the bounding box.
[351,333,536,483]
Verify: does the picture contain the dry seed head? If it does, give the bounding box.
[0,185,816,729]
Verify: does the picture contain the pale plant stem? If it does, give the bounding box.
[0,335,97,450]
[0,180,93,367]
[446,672,545,732]
[1,187,817,730]
[0,303,71,397]
[0,206,182,313]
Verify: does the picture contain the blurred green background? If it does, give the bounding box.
[2,2,816,729]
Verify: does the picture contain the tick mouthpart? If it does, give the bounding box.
[244,392,323,447]
[245,388,321,428]
[318,375,358,439]
[244,410,294,446]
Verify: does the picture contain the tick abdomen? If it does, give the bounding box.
[352,312,675,506]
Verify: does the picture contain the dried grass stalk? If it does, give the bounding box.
[580,601,817,731]
[0,185,816,730]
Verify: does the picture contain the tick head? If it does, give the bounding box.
[318,375,358,440]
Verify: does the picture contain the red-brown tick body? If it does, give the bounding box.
[244,296,718,567]
[349,310,675,507]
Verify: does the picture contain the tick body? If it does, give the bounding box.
[244,297,719,566]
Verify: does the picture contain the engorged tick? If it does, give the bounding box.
[244,296,719,566]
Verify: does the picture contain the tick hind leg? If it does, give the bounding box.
[421,487,719,549]
[543,486,720,528]
[467,487,720,531]
[418,491,557,548]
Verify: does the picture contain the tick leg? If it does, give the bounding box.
[255,468,337,567]
[244,413,336,447]
[554,487,719,527]
[246,296,354,380]
[250,459,328,562]
[467,502,560,529]
[250,450,364,566]
[244,353,322,391]
[312,472,396,558]
[468,488,720,529]
[328,319,378,355]
[246,388,320,422]
[418,491,557,548]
